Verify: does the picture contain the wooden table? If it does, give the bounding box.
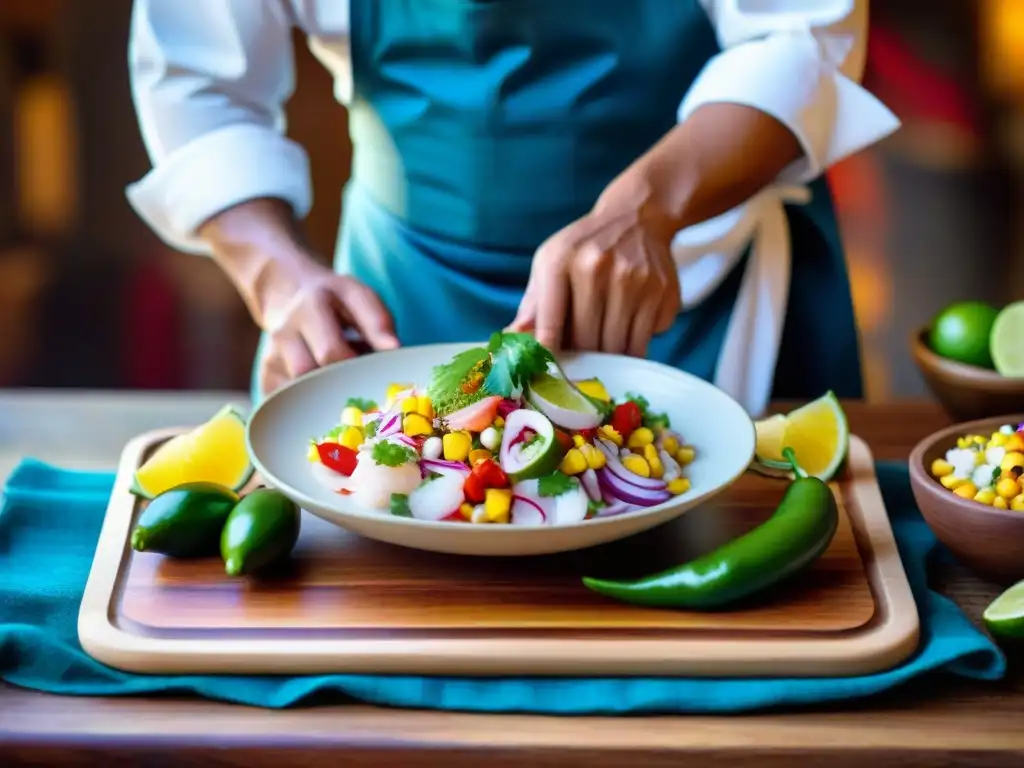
[3,395,1024,767]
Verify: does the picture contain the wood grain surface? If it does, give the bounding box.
[6,401,1024,767]
[79,430,918,677]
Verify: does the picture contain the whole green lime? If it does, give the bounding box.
[929,301,1000,369]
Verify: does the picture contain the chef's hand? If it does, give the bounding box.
[509,175,681,358]
[199,198,399,396]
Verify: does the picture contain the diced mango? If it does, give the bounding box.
[459,502,474,521]
[643,444,664,479]
[660,435,680,455]
[622,454,650,478]
[485,488,512,523]
[575,378,610,402]
[340,426,363,451]
[468,448,492,466]
[667,478,690,495]
[559,448,587,475]
[403,413,433,437]
[442,431,472,462]
[940,475,966,490]
[627,427,655,450]
[400,397,419,415]
[417,396,434,419]
[307,442,320,462]
[953,482,978,499]
[675,446,695,466]
[996,477,1021,500]
[598,424,622,446]
[341,406,363,428]
[974,488,997,505]
[930,459,953,478]
[579,443,605,470]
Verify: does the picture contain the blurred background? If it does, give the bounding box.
[0,0,1020,399]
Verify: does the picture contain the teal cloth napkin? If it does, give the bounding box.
[0,458,1005,713]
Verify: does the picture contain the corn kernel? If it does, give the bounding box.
[442,431,472,462]
[953,482,978,499]
[994,496,1010,510]
[990,432,1009,448]
[627,427,655,450]
[643,443,664,479]
[940,475,966,490]
[660,435,680,455]
[307,442,320,462]
[1012,494,1024,512]
[459,502,474,521]
[572,434,586,448]
[341,406,363,428]
[621,454,650,477]
[975,451,987,466]
[974,488,997,505]
[340,426,363,451]
[385,382,413,408]
[676,446,696,466]
[403,413,433,437]
[575,378,611,402]
[485,488,512,523]
[973,435,987,446]
[400,397,419,415]
[667,478,691,495]
[598,425,623,446]
[1006,433,1024,453]
[416,396,434,419]
[996,477,1021,500]
[956,436,972,449]
[579,443,606,470]
[559,448,588,475]
[1001,452,1024,472]
[493,416,505,428]
[468,448,492,466]
[930,459,954,478]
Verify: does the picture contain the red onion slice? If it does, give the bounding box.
[596,438,668,491]
[580,468,601,502]
[420,458,471,477]
[377,412,402,437]
[597,467,670,507]
[596,500,635,517]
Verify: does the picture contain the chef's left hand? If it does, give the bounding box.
[508,179,681,357]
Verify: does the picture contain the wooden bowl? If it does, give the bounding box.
[909,414,1024,583]
[910,327,1024,421]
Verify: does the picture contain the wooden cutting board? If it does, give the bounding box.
[78,431,920,677]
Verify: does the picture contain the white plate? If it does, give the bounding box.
[246,343,755,556]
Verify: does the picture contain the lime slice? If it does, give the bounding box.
[131,404,254,498]
[526,372,602,430]
[779,391,849,481]
[983,579,1024,640]
[991,301,1024,377]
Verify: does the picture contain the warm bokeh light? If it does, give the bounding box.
[980,0,1024,97]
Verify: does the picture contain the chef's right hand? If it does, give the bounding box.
[199,199,399,397]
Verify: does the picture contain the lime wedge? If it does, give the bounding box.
[754,414,788,463]
[991,301,1024,377]
[131,404,253,498]
[526,372,602,431]
[749,393,849,481]
[983,579,1024,640]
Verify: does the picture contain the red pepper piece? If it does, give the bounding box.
[316,442,359,475]
[554,429,574,455]
[611,402,642,439]
[477,459,509,489]
[576,427,597,443]
[463,473,487,504]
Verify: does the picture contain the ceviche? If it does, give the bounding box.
[307,333,696,525]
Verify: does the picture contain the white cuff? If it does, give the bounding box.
[678,28,900,184]
[125,123,312,255]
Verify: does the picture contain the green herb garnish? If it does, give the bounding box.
[364,419,378,438]
[325,425,345,440]
[538,471,578,498]
[345,397,378,412]
[625,391,670,430]
[371,440,417,467]
[586,498,606,519]
[389,493,413,517]
[483,332,554,397]
[426,347,490,415]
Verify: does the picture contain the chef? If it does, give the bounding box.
[126,0,898,417]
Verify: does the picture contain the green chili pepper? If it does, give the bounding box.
[581,447,839,609]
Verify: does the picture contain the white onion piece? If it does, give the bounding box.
[511,495,547,526]
[407,474,464,521]
[510,479,555,525]
[421,458,471,477]
[377,412,402,437]
[596,439,668,490]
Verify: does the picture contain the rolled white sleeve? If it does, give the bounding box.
[126,0,313,255]
[689,0,899,183]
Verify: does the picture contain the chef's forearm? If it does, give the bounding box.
[626,102,804,233]
[198,198,321,329]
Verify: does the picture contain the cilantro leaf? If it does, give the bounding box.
[426,346,490,414]
[586,498,606,519]
[345,397,377,412]
[371,440,418,467]
[483,332,554,397]
[389,493,413,517]
[364,419,378,438]
[625,391,670,430]
[537,471,578,498]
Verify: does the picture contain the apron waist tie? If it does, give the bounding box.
[672,184,812,418]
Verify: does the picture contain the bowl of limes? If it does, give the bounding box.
[911,300,1024,421]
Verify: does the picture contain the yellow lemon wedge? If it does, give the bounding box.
[131,404,253,499]
[753,392,849,481]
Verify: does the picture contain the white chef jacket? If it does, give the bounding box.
[126,0,900,417]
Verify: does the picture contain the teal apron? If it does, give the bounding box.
[252,0,862,405]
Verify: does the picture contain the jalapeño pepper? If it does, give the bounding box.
[581,448,839,610]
